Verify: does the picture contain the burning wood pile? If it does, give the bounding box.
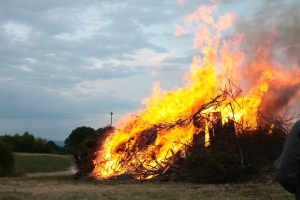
[72,88,297,183]
[71,1,300,183]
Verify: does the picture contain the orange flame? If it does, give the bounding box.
[92,2,300,179]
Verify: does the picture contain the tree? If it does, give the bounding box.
[32,137,54,153]
[69,125,114,178]
[65,127,96,149]
[0,133,58,154]
[64,126,96,165]
[0,134,14,150]
[47,141,66,154]
[12,133,21,152]
[0,140,15,177]
[20,132,35,152]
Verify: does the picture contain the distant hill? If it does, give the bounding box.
[51,140,65,147]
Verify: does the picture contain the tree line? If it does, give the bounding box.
[0,132,65,155]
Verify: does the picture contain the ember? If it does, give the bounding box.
[84,1,300,181]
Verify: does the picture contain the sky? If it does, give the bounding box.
[0,0,299,141]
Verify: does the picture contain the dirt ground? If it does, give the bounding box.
[25,171,73,177]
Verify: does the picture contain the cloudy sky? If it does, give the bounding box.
[0,0,299,141]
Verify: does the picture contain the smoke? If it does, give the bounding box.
[233,0,300,116]
[234,1,300,69]
[67,164,78,175]
[260,84,300,116]
[259,1,300,67]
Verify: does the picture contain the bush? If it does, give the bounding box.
[0,141,15,177]
[180,124,286,183]
[184,145,242,183]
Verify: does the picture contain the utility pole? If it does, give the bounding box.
[110,112,113,125]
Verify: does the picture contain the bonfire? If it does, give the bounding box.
[74,1,300,182]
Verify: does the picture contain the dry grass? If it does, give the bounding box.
[0,175,294,200]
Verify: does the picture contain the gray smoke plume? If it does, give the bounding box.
[233,0,300,117]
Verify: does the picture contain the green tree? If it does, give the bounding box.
[65,127,96,149]
[0,135,14,150]
[48,141,59,150]
[47,141,63,154]
[32,137,54,153]
[12,133,21,152]
[65,126,96,165]
[20,132,35,152]
[1,133,57,154]
[0,140,15,177]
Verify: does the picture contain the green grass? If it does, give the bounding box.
[14,153,73,173]
[0,176,294,200]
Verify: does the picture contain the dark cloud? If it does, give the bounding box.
[0,3,78,36]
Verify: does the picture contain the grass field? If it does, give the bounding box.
[14,153,73,173]
[0,175,294,200]
[2,153,293,199]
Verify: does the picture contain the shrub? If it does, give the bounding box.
[0,141,15,177]
[180,124,286,183]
